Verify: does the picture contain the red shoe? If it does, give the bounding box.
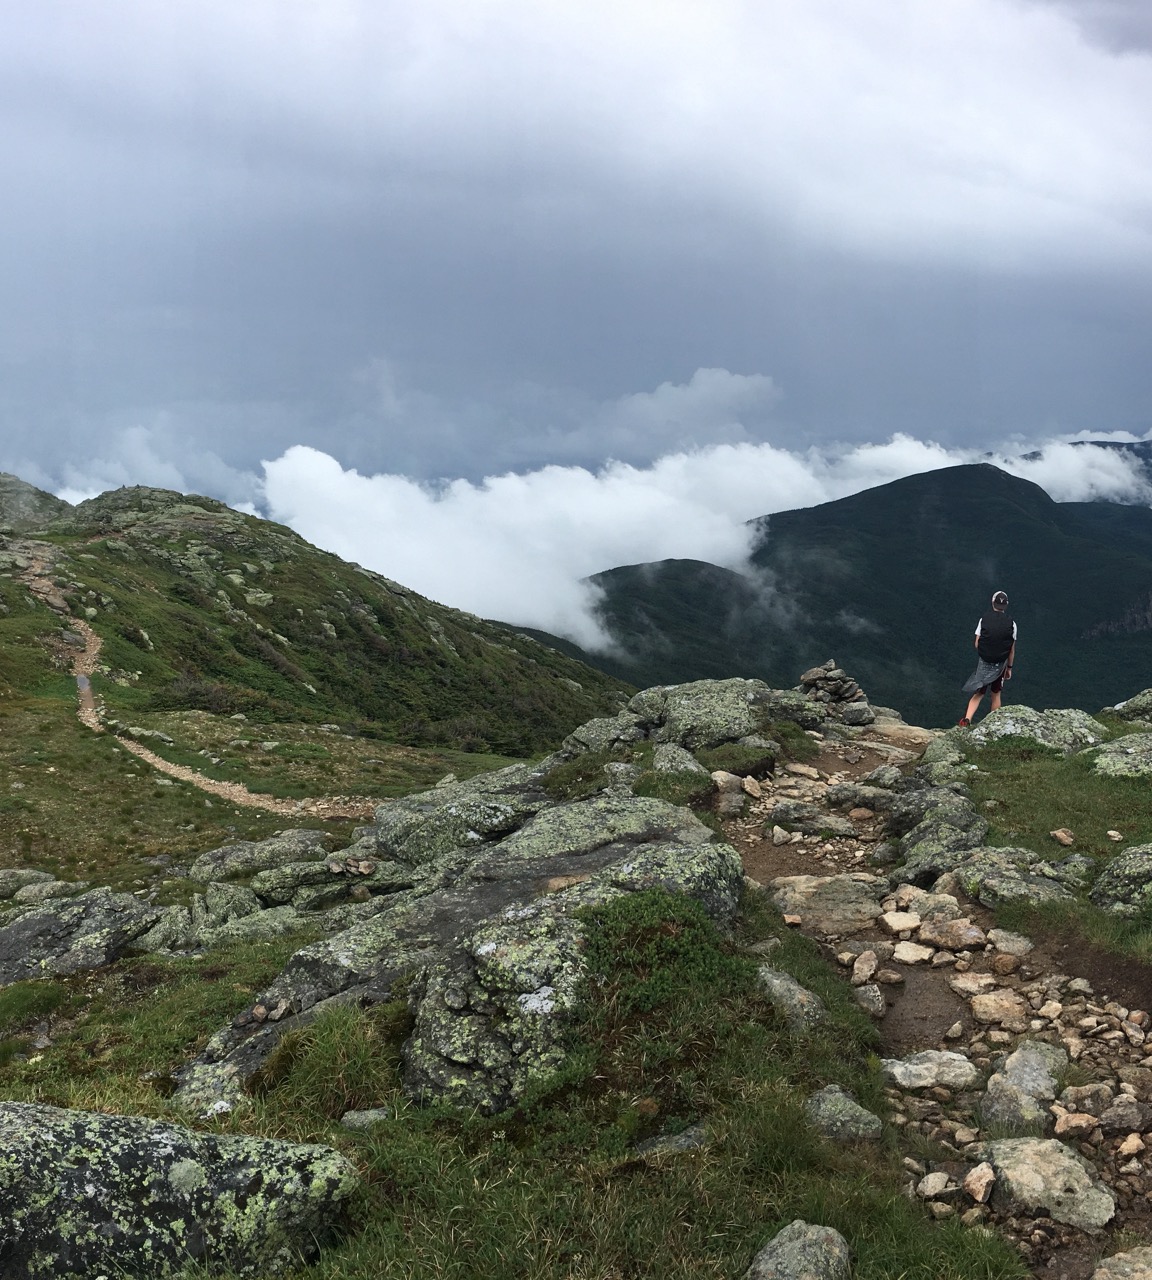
[957,717,970,727]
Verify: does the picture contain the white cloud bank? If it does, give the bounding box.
[258,430,1152,650]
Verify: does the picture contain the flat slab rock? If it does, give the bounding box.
[0,1102,360,1278]
[769,873,886,935]
[880,1050,979,1091]
[980,1137,1116,1232]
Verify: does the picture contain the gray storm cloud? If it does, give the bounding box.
[1,0,1151,492]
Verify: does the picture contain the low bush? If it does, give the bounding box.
[696,743,776,776]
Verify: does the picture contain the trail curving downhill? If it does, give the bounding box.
[16,542,374,820]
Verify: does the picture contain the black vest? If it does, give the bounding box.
[977,611,1014,663]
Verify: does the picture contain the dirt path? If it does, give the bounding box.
[16,542,375,821]
[723,722,1152,1278]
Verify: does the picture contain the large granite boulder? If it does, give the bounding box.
[652,679,772,748]
[0,1102,359,1278]
[1108,689,1152,722]
[1090,734,1152,780]
[0,889,160,985]
[968,706,1108,754]
[891,793,989,887]
[1090,845,1152,916]
[560,712,645,755]
[174,790,731,1116]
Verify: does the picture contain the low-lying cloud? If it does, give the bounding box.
[258,431,1152,650]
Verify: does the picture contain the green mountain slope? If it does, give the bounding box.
[560,464,1152,726]
[0,483,630,756]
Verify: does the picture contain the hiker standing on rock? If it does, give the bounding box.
[958,590,1016,726]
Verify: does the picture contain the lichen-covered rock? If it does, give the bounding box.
[372,763,552,865]
[824,782,895,812]
[743,1220,851,1280]
[980,1137,1115,1230]
[252,861,343,905]
[757,966,827,1032]
[756,688,828,731]
[918,734,966,768]
[0,888,160,985]
[0,869,54,901]
[981,1075,1051,1133]
[0,1101,359,1277]
[969,706,1108,754]
[1109,689,1152,722]
[633,1120,712,1158]
[1091,734,1152,779]
[493,795,712,866]
[804,1084,882,1141]
[402,840,744,1112]
[769,873,886,935]
[950,847,1075,908]
[12,881,86,905]
[1090,845,1152,915]
[652,678,772,748]
[767,802,856,838]
[652,743,708,774]
[560,712,645,755]
[626,685,669,724]
[200,880,262,924]
[189,829,331,881]
[177,818,740,1115]
[1001,1040,1067,1100]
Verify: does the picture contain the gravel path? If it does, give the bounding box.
[724,723,1152,1278]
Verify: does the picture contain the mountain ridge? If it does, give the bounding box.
[0,474,630,756]
[564,463,1152,725]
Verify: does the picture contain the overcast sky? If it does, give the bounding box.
[2,0,1151,638]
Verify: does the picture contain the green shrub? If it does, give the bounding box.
[765,719,819,761]
[578,888,753,1016]
[540,748,631,801]
[0,979,68,1036]
[252,1001,412,1119]
[696,743,776,776]
[631,768,715,809]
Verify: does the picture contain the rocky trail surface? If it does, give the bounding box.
[14,539,374,820]
[715,681,1152,1279]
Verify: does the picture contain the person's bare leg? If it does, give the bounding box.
[990,690,1003,711]
[964,692,982,721]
